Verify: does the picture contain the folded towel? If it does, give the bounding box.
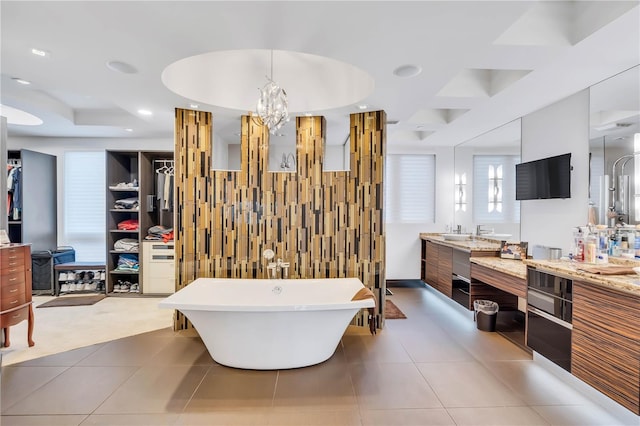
[576,265,637,275]
[351,287,378,335]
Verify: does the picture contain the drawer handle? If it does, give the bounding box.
[10,300,17,305]
[12,314,20,319]
[9,269,17,273]
[9,278,17,282]
[8,256,17,259]
[9,288,17,293]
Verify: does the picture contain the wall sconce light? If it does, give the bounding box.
[488,165,503,213]
[455,173,466,212]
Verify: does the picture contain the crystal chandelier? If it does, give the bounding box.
[256,50,289,134]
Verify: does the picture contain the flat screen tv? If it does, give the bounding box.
[515,153,571,200]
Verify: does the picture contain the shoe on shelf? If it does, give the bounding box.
[59,272,67,281]
[60,283,69,293]
[99,271,106,280]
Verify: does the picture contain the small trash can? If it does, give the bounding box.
[474,300,499,332]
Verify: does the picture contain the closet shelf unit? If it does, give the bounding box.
[106,150,174,296]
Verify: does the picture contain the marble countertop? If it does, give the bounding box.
[470,257,527,280]
[524,259,640,296]
[419,233,502,252]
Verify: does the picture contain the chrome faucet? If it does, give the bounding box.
[267,257,290,279]
[476,225,494,236]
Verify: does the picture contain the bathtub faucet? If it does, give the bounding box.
[267,258,291,279]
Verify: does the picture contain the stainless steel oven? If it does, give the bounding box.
[526,267,572,371]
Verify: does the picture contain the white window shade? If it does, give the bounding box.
[473,155,520,223]
[63,151,106,261]
[385,154,435,223]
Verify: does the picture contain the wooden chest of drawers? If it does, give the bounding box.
[1,244,34,347]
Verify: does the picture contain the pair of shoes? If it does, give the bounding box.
[99,270,106,280]
[59,272,68,281]
[60,283,70,293]
[129,283,140,293]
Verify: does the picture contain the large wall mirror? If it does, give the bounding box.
[453,119,521,241]
[589,65,640,226]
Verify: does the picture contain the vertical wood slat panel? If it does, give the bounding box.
[571,281,640,414]
[175,109,386,330]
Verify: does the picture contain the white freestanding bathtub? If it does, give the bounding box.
[158,277,375,369]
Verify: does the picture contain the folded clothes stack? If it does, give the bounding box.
[145,225,174,242]
[116,253,139,271]
[117,219,139,231]
[114,238,139,252]
[114,197,139,210]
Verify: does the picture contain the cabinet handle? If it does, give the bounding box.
[12,314,20,319]
[10,300,17,305]
[9,278,17,282]
[8,256,17,259]
[9,288,17,293]
[9,269,17,273]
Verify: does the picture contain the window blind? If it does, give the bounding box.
[385,154,435,223]
[63,151,106,261]
[473,155,520,223]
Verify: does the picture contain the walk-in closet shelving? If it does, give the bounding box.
[106,150,174,295]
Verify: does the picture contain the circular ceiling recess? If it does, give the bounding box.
[393,64,422,78]
[0,104,43,125]
[161,49,375,113]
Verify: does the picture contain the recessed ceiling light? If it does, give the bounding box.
[304,113,312,117]
[124,128,133,132]
[137,109,153,116]
[190,104,199,109]
[106,60,138,74]
[12,78,31,85]
[31,48,50,58]
[393,64,422,78]
[358,104,368,110]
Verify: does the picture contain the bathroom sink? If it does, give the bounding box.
[442,233,472,241]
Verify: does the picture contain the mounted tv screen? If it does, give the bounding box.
[515,153,571,200]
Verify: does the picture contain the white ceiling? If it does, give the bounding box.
[1,1,639,148]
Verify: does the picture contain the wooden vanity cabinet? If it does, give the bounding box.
[424,240,438,287]
[1,244,35,348]
[571,281,640,415]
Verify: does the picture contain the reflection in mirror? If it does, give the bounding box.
[212,117,242,171]
[324,118,350,171]
[453,119,521,241]
[589,65,640,226]
[268,119,296,172]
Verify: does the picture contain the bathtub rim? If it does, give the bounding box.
[158,277,376,312]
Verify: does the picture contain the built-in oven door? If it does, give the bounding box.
[527,306,572,371]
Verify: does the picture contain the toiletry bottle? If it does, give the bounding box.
[635,231,640,259]
[585,234,597,263]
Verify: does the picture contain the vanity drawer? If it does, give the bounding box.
[1,248,26,270]
[1,292,26,311]
[0,306,29,327]
[1,279,26,299]
[1,269,26,287]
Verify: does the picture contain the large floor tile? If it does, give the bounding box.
[395,329,475,363]
[0,415,87,425]
[184,368,278,411]
[417,361,525,408]
[13,344,104,367]
[267,408,361,425]
[350,362,442,409]
[175,411,270,425]
[76,333,174,367]
[80,413,179,425]
[147,336,214,366]
[1,366,68,412]
[273,361,357,408]
[94,365,209,414]
[360,408,455,425]
[3,366,137,415]
[447,406,550,425]
[483,360,594,406]
[342,331,413,364]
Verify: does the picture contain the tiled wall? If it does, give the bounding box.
[174,109,386,330]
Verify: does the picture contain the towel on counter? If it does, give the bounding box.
[576,265,637,275]
[351,287,378,335]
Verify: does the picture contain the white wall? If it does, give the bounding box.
[385,145,454,280]
[520,89,590,255]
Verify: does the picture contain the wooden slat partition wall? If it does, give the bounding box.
[572,281,640,415]
[174,109,386,330]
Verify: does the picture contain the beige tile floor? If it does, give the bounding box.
[1,285,639,426]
